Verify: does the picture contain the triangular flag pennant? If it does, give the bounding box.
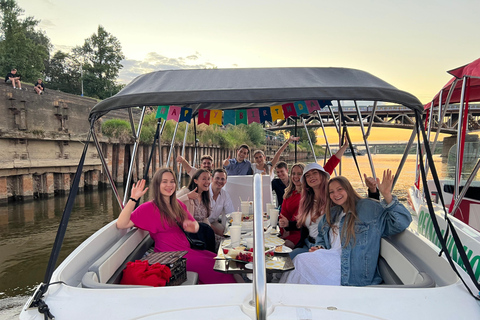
[282,103,297,118]
[294,101,309,116]
[210,109,223,125]
[248,108,260,124]
[179,107,193,122]
[319,100,332,108]
[236,109,248,125]
[270,105,284,121]
[223,110,236,125]
[305,100,321,113]
[259,107,272,123]
[198,109,210,125]
[156,105,169,120]
[167,105,181,121]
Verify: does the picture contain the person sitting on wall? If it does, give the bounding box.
[34,78,45,95]
[5,68,22,90]
[223,144,253,176]
[176,154,213,178]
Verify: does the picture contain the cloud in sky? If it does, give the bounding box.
[118,51,218,84]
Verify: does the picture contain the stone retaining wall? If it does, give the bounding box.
[0,83,308,202]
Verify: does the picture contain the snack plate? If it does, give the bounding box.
[222,246,275,263]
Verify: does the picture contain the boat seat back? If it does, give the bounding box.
[224,175,273,212]
[81,227,199,288]
[375,237,436,288]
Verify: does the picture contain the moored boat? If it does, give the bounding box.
[20,67,480,319]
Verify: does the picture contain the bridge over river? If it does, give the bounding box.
[268,103,480,135]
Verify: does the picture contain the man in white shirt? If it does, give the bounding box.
[209,168,234,236]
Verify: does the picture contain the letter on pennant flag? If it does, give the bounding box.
[224,110,236,125]
[305,100,321,113]
[167,105,181,122]
[210,109,223,125]
[198,109,211,125]
[179,107,193,122]
[248,109,260,124]
[270,105,285,121]
[236,110,248,125]
[282,103,297,118]
[294,101,309,116]
[259,107,272,123]
[156,105,169,120]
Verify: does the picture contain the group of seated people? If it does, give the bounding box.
[116,139,412,287]
[4,68,45,95]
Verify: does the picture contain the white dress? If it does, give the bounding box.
[251,163,273,177]
[280,212,345,285]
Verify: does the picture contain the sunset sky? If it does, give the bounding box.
[17,0,480,106]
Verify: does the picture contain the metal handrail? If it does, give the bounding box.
[252,174,267,320]
[123,106,146,206]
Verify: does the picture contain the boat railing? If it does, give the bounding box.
[252,173,267,320]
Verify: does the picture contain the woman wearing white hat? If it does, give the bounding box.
[289,162,331,259]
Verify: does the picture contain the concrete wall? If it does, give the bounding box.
[0,83,308,203]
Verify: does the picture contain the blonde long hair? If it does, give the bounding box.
[325,176,362,246]
[283,163,305,199]
[152,168,187,226]
[296,169,329,228]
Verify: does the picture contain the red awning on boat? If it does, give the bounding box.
[425,58,480,109]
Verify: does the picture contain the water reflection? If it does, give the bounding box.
[0,154,477,317]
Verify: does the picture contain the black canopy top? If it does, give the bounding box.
[89,67,423,119]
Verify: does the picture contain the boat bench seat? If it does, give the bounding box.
[81,227,198,288]
[375,237,435,288]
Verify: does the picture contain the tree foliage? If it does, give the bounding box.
[73,25,125,99]
[0,0,51,82]
[44,51,82,94]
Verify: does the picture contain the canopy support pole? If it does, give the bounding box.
[167,121,180,167]
[294,117,298,163]
[315,110,336,175]
[178,122,190,187]
[92,128,123,209]
[453,77,468,204]
[123,106,146,206]
[144,119,162,181]
[193,116,199,168]
[354,101,376,180]
[365,101,377,138]
[328,104,341,174]
[392,126,417,190]
[158,119,166,168]
[302,117,317,162]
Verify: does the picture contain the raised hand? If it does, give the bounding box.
[289,136,300,143]
[376,169,394,204]
[130,179,148,201]
[176,155,185,163]
[364,173,377,193]
[223,156,231,167]
[187,187,200,200]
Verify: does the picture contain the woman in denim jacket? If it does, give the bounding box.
[281,170,412,286]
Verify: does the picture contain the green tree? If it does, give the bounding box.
[73,25,125,99]
[44,51,82,94]
[0,0,51,81]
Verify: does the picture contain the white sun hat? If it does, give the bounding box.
[301,162,330,183]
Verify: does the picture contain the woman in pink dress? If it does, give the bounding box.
[116,167,235,284]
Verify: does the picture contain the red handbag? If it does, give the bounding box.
[120,260,172,287]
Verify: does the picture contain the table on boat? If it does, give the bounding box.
[213,232,295,274]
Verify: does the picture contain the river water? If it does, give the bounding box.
[0,154,467,318]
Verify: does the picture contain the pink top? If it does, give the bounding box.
[131,200,193,252]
